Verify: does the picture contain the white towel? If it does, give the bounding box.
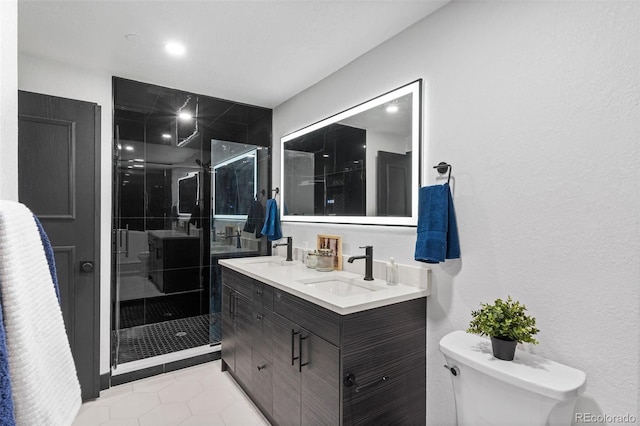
[0,201,81,425]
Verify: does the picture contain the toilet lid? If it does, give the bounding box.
[439,331,587,401]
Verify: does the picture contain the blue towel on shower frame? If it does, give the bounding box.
[414,183,460,264]
[261,199,283,241]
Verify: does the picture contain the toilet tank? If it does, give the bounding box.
[439,331,586,426]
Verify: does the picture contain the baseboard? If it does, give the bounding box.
[100,373,110,391]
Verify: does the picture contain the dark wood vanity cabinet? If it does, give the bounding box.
[221,266,426,426]
[147,232,200,293]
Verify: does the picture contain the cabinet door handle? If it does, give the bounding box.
[256,289,263,296]
[291,329,300,366]
[234,294,238,318]
[257,365,266,371]
[298,333,308,373]
[229,292,235,317]
[256,314,263,321]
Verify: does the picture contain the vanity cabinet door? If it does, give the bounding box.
[272,314,301,425]
[233,291,253,386]
[300,331,340,426]
[221,285,236,372]
[341,297,426,426]
[272,313,340,426]
[221,284,252,384]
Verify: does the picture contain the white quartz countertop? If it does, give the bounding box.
[219,256,430,315]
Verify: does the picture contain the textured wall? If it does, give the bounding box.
[0,0,18,201]
[273,2,639,424]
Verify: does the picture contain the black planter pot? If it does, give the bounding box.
[491,336,517,361]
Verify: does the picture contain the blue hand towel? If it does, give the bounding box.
[261,199,283,241]
[414,183,460,263]
[0,305,16,426]
[33,215,60,303]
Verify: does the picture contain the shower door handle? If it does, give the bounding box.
[116,226,130,258]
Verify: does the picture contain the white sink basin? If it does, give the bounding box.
[245,258,297,269]
[297,276,387,296]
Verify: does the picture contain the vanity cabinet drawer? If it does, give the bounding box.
[251,306,273,359]
[251,280,273,310]
[251,350,273,418]
[273,289,340,346]
[222,268,274,309]
[222,268,253,297]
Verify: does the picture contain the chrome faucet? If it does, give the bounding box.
[347,246,374,281]
[272,236,293,261]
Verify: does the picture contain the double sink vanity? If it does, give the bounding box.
[219,255,429,425]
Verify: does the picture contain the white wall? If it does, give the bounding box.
[0,0,18,201]
[18,54,113,375]
[274,2,639,424]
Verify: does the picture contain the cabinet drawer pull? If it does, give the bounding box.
[256,289,263,296]
[256,314,263,320]
[343,373,389,393]
[257,365,266,371]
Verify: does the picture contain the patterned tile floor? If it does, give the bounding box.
[72,361,270,426]
[118,314,222,364]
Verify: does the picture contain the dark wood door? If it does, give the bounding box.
[17,91,100,401]
[377,151,412,216]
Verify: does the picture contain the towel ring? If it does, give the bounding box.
[433,162,452,185]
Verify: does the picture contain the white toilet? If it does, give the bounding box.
[439,331,586,426]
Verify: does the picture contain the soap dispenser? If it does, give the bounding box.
[386,257,398,286]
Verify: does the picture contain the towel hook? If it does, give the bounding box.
[433,162,452,185]
[272,187,280,196]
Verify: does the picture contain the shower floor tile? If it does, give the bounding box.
[117,313,221,364]
[73,361,270,426]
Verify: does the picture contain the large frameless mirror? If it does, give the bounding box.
[281,80,421,226]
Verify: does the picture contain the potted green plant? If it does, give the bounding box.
[467,296,539,361]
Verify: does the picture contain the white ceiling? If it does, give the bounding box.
[18,0,448,108]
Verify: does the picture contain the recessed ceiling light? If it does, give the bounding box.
[323,154,329,158]
[178,112,192,120]
[162,133,171,139]
[134,158,144,162]
[165,42,186,56]
[124,145,134,151]
[386,104,399,113]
